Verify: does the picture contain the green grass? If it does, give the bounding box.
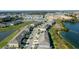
[56,18,62,24]
[0,30,18,48]
[0,21,33,48]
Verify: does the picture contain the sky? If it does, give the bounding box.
[0,0,79,10]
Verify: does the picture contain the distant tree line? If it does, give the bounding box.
[0,16,23,23]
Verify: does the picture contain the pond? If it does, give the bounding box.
[61,22,79,48]
[0,30,15,42]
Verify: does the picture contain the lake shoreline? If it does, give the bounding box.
[60,21,79,48]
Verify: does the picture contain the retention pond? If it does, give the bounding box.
[61,22,79,48]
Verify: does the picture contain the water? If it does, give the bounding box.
[61,22,79,48]
[64,22,79,32]
[0,30,15,42]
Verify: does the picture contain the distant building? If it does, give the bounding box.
[7,39,19,49]
[0,15,7,18]
[0,23,6,27]
[0,20,23,27]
